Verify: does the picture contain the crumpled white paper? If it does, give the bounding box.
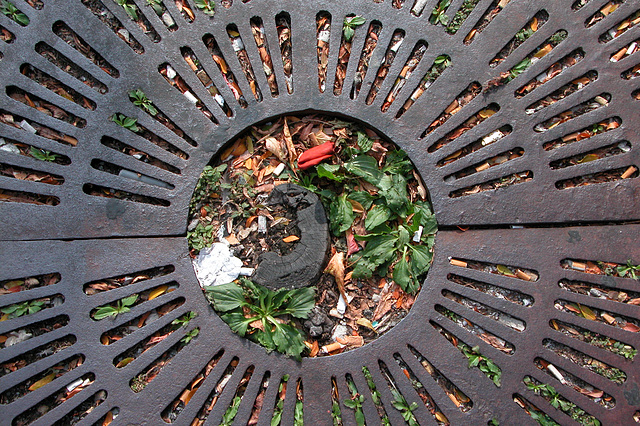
[192,243,243,287]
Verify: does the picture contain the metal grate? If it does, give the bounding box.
[0,0,639,424]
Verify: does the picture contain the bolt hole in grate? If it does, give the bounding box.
[0,0,639,425]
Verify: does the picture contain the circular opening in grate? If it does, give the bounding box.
[187,112,437,358]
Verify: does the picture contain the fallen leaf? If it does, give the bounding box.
[623,323,640,332]
[565,304,581,314]
[29,372,56,391]
[602,313,616,324]
[226,234,240,245]
[357,317,377,333]
[283,235,300,243]
[116,357,134,368]
[579,304,596,321]
[282,118,297,166]
[346,229,360,256]
[148,285,168,301]
[497,264,516,276]
[478,109,497,119]
[578,388,603,398]
[265,137,288,163]
[628,298,640,305]
[309,340,320,357]
[102,411,114,426]
[324,252,347,300]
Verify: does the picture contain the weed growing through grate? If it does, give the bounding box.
[0,0,28,26]
[193,0,215,16]
[344,374,365,426]
[524,376,601,425]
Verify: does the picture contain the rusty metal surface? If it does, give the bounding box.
[0,0,639,425]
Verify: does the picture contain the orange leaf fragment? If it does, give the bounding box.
[148,285,168,301]
[102,411,114,426]
[282,235,299,243]
[623,323,640,332]
[29,372,56,391]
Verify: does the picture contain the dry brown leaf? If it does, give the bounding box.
[623,322,640,332]
[265,137,287,163]
[283,235,300,243]
[357,317,377,333]
[282,118,296,165]
[324,252,346,298]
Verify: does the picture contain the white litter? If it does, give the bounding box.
[192,243,244,287]
[336,294,347,314]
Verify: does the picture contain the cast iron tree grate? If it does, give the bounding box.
[0,0,639,424]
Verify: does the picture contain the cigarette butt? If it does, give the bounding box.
[515,269,532,281]
[621,166,637,179]
[475,163,490,172]
[450,259,467,268]
[546,363,566,384]
[569,260,586,271]
[321,342,345,354]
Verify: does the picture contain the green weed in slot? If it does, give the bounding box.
[129,89,158,116]
[342,16,365,42]
[194,0,215,16]
[93,294,139,319]
[0,1,29,26]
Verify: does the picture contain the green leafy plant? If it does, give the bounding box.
[509,57,532,80]
[116,0,138,20]
[146,0,164,16]
[548,31,567,45]
[29,146,57,162]
[342,16,366,42]
[181,328,199,344]
[1,300,44,318]
[194,0,215,16]
[429,0,451,25]
[93,294,139,319]
[0,1,29,25]
[610,340,637,359]
[331,398,342,426]
[489,419,499,426]
[362,366,390,426]
[515,27,534,43]
[206,279,315,359]
[617,260,640,280]
[461,344,501,386]
[220,396,241,426]
[445,0,480,34]
[351,201,436,294]
[592,365,626,384]
[271,375,289,426]
[294,399,304,426]
[172,311,197,327]
[389,388,418,426]
[111,113,139,132]
[190,164,227,208]
[343,380,365,426]
[524,377,601,426]
[129,89,158,116]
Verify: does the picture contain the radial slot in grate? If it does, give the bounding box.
[0,0,639,425]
